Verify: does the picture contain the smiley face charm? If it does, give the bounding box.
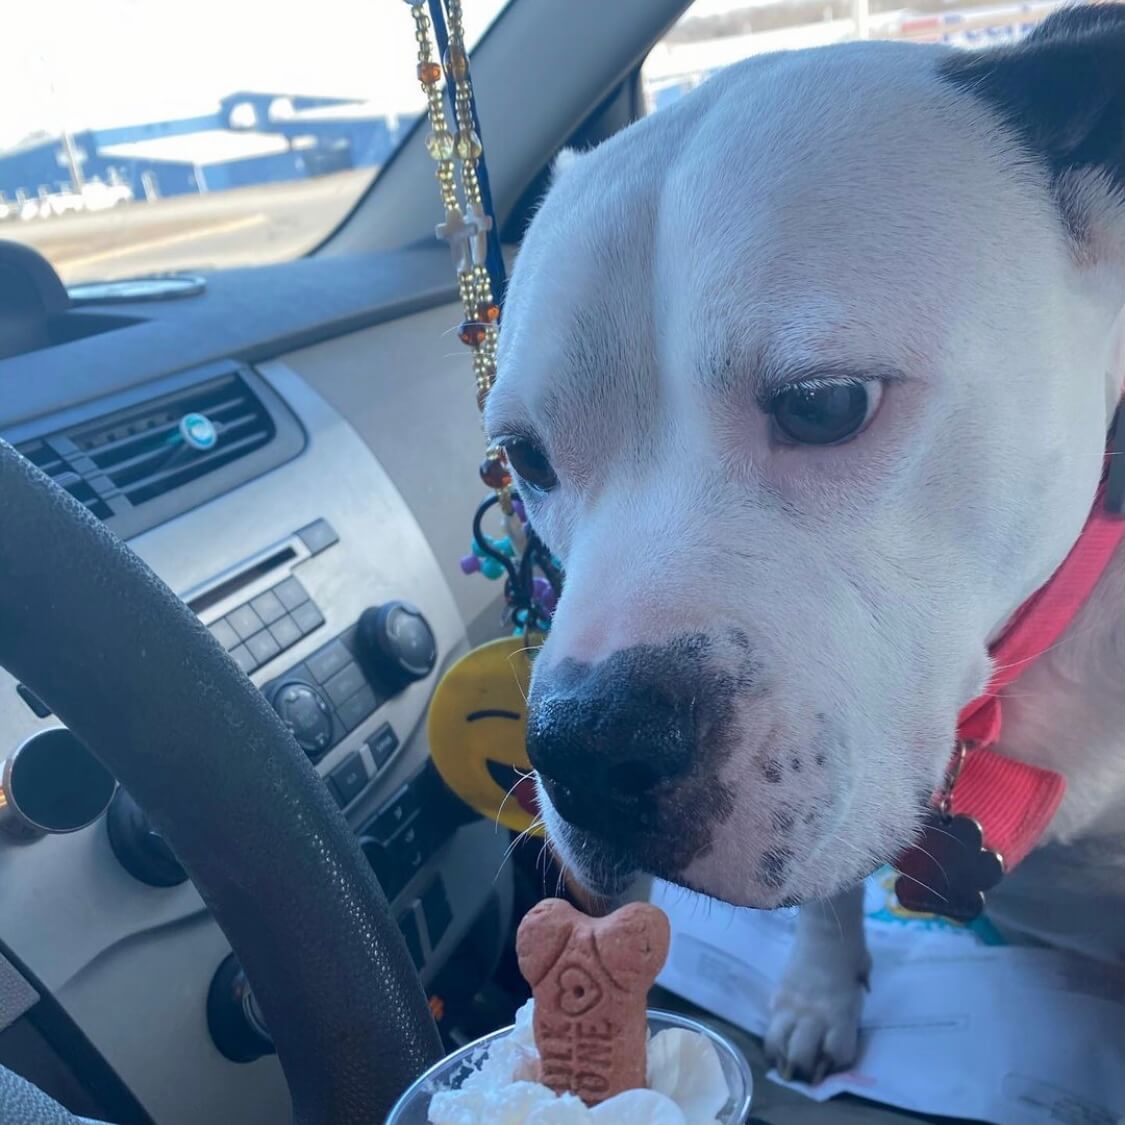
[426,636,543,835]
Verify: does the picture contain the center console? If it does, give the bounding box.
[0,359,512,1125]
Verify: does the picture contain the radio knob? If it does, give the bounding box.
[268,680,334,758]
[356,602,437,690]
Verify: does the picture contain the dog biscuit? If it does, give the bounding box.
[516,897,671,1105]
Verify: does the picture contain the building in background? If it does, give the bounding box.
[0,91,414,218]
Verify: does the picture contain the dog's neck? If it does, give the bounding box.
[990,180,1125,887]
[997,527,1125,839]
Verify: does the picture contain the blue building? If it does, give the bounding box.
[0,92,416,206]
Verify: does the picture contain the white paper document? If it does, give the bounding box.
[652,870,1125,1125]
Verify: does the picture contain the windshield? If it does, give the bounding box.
[2,1,507,285]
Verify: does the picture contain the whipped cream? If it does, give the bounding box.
[426,1002,731,1125]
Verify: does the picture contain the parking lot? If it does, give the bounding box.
[2,168,374,284]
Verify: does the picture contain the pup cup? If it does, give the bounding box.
[385,898,755,1125]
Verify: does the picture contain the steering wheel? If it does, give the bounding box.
[0,440,443,1124]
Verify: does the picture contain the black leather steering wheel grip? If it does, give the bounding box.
[0,441,442,1124]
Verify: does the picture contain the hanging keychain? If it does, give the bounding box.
[404,0,561,836]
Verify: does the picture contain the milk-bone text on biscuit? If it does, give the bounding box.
[515,898,671,1106]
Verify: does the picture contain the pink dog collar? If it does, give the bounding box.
[895,419,1125,921]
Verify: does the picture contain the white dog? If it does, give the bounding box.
[485,4,1125,1080]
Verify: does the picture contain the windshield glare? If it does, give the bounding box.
[1,0,506,285]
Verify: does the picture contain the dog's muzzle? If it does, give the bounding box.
[530,665,694,832]
[527,638,738,878]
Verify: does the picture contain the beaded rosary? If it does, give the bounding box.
[408,0,557,836]
[405,0,561,637]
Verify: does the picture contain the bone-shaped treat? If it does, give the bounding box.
[516,898,671,1106]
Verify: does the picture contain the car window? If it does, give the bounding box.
[642,0,1052,113]
[1,0,507,285]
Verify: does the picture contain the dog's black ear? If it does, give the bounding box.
[941,4,1125,192]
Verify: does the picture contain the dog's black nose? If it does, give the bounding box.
[528,651,697,833]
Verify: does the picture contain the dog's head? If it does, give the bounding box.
[486,8,1125,908]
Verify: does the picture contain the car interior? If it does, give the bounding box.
[0,4,714,1122]
[0,1,1116,1124]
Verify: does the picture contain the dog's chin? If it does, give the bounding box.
[553,815,888,910]
[670,855,886,910]
[548,820,791,908]
[541,777,902,909]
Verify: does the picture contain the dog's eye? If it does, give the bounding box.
[501,438,558,493]
[769,379,883,446]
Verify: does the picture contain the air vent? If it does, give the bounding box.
[15,437,113,521]
[11,363,304,540]
[69,372,275,508]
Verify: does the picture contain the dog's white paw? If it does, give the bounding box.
[764,950,870,1084]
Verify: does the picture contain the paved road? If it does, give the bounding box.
[1,168,375,285]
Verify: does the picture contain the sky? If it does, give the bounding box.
[0,0,779,154]
[1,0,511,150]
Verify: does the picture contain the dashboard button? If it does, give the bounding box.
[291,601,325,637]
[268,615,302,650]
[273,577,309,611]
[327,752,368,807]
[366,723,399,770]
[307,640,351,684]
[297,519,340,556]
[369,785,420,844]
[324,662,367,706]
[245,630,281,667]
[271,681,333,758]
[227,604,265,641]
[249,590,286,626]
[336,686,377,732]
[395,819,420,851]
[208,618,241,652]
[398,840,427,884]
[359,837,406,901]
[229,644,258,674]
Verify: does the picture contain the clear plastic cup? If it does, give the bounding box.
[386,1007,755,1124]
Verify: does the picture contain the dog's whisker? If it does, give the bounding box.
[824,892,845,941]
[911,843,953,887]
[494,779,524,829]
[987,604,1108,675]
[493,818,544,884]
[505,653,533,705]
[494,768,537,830]
[895,869,948,904]
[922,823,974,848]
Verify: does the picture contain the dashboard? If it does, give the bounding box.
[0,242,515,1124]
